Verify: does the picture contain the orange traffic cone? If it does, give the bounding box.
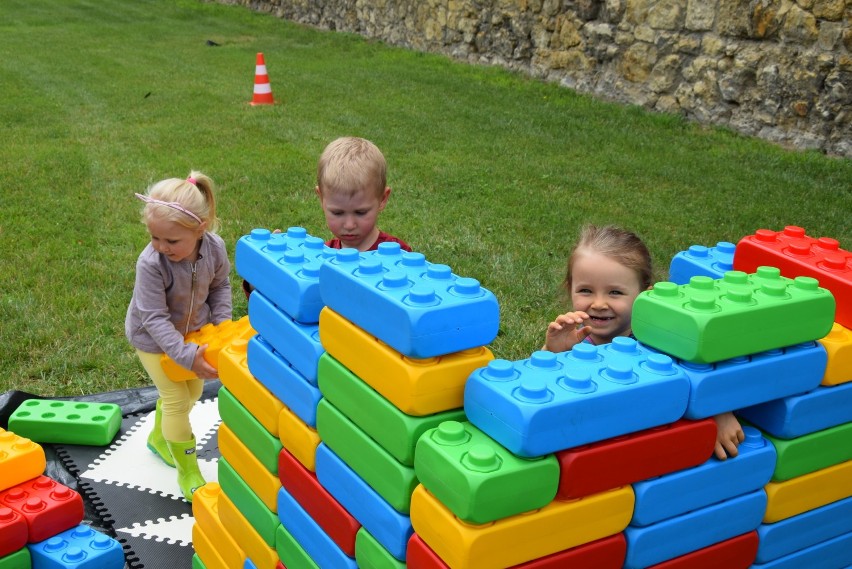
[250,52,274,106]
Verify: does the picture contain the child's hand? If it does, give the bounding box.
[191,344,219,379]
[543,311,593,352]
[713,412,745,460]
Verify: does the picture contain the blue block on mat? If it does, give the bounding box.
[28,524,125,569]
[235,227,333,324]
[624,489,767,569]
[751,530,852,569]
[249,290,324,384]
[668,242,736,285]
[247,335,322,427]
[315,443,412,561]
[631,426,775,526]
[319,247,500,358]
[755,496,852,564]
[464,338,690,457]
[667,341,826,419]
[736,381,852,439]
[277,485,358,569]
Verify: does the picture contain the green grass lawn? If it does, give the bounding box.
[1,0,849,397]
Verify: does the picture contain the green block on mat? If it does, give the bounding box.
[415,420,559,524]
[632,268,835,363]
[318,353,466,466]
[9,399,121,446]
[317,399,418,514]
[355,528,406,569]
[218,458,280,547]
[762,421,852,481]
[218,386,282,474]
[275,524,319,569]
[0,548,31,569]
[191,553,206,569]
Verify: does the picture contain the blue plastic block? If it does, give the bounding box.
[248,290,324,384]
[751,530,852,569]
[318,247,500,358]
[277,486,357,569]
[665,341,827,420]
[243,558,258,569]
[247,335,321,427]
[464,338,690,457]
[624,489,767,569]
[315,443,412,561]
[235,227,334,324]
[755,496,852,564]
[27,524,125,569]
[668,242,736,285]
[630,426,775,526]
[736,381,852,439]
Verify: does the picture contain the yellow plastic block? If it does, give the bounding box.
[764,459,852,523]
[161,316,256,381]
[218,423,281,513]
[191,483,245,569]
[819,322,852,385]
[219,339,284,436]
[0,428,46,492]
[193,523,230,569]
[278,404,321,472]
[319,307,494,416]
[218,491,281,569]
[410,484,633,569]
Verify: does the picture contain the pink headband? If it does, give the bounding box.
[135,193,203,224]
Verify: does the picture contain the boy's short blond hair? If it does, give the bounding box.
[317,137,387,199]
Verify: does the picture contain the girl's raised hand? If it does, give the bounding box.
[543,311,593,353]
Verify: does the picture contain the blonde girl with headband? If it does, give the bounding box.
[125,171,232,502]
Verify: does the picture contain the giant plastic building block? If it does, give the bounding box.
[235,227,332,324]
[630,427,775,527]
[318,353,466,466]
[410,483,633,569]
[818,322,852,385]
[624,490,766,569]
[317,399,418,514]
[0,428,46,492]
[315,443,413,561]
[8,400,121,446]
[414,420,559,524]
[669,242,736,285]
[669,341,826,419]
[761,420,852,481]
[26,524,124,569]
[160,316,255,381]
[192,483,245,569]
[0,548,30,569]
[733,226,852,328]
[192,524,229,569]
[277,402,321,473]
[750,531,852,569]
[278,447,360,557]
[355,528,405,569]
[218,424,280,513]
[218,459,279,548]
[274,524,318,569]
[736,381,852,439]
[555,418,716,500]
[0,507,27,558]
[464,340,690,457]
[248,290,324,384]
[218,388,282,475]
[632,269,835,363]
[219,343,284,437]
[247,335,321,427]
[319,247,500,358]
[762,459,852,523]
[217,492,280,569]
[649,531,758,569]
[755,496,852,564]
[320,307,493,416]
[0,475,84,543]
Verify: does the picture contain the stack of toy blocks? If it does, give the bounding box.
[0,427,125,569]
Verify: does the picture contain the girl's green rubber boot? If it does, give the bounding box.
[166,436,207,502]
[146,399,175,467]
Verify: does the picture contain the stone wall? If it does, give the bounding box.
[218,0,851,157]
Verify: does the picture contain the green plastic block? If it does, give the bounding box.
[218,458,280,547]
[632,268,835,363]
[316,399,418,514]
[8,400,121,446]
[0,548,31,569]
[275,523,319,569]
[761,421,852,481]
[355,528,406,569]
[218,387,282,475]
[318,353,466,466]
[191,553,207,569]
[415,420,559,524]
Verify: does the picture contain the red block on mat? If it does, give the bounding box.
[0,475,84,543]
[0,506,28,557]
[648,531,759,569]
[555,418,717,500]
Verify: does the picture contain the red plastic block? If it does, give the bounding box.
[556,418,717,500]
[648,530,758,569]
[406,533,627,568]
[277,447,360,557]
[734,226,851,328]
[0,475,84,542]
[0,506,27,558]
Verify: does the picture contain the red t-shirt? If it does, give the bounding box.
[325,231,412,252]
